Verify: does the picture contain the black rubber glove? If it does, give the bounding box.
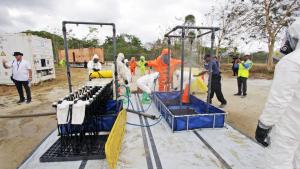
[124,80,129,85]
[193,73,202,77]
[255,121,271,147]
[144,62,148,67]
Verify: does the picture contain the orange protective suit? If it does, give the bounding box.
[146,48,181,92]
[129,58,137,76]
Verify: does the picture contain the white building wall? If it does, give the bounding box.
[0,33,56,85]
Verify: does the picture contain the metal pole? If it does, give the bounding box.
[62,23,72,93]
[206,29,215,113]
[62,21,114,26]
[180,27,185,106]
[187,38,193,103]
[196,30,213,38]
[167,38,171,91]
[112,25,118,104]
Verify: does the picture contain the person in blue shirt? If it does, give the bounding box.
[195,54,227,107]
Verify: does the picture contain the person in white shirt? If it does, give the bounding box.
[2,52,32,104]
[87,54,102,74]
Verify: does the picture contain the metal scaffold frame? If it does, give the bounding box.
[62,21,118,101]
[164,25,220,113]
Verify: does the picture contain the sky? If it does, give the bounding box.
[0,0,269,52]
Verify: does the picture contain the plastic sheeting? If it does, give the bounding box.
[105,109,127,169]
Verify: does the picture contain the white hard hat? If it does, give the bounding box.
[92,54,99,59]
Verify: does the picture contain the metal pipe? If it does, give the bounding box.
[0,112,56,118]
[62,21,114,26]
[165,35,181,38]
[62,21,116,97]
[213,114,216,128]
[126,109,157,120]
[167,38,171,91]
[166,35,195,38]
[187,116,189,130]
[175,26,220,30]
[187,38,193,103]
[112,24,119,110]
[206,29,215,113]
[164,26,219,37]
[173,112,227,118]
[62,23,72,93]
[172,116,174,132]
[180,27,185,106]
[164,26,179,37]
[197,30,213,38]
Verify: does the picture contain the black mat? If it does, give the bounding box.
[162,99,181,106]
[170,108,197,116]
[40,135,108,162]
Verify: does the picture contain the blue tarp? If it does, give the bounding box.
[154,92,225,131]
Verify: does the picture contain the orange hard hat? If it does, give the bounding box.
[161,48,171,56]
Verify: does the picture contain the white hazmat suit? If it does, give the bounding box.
[137,72,159,104]
[258,18,300,169]
[116,53,131,84]
[137,72,160,94]
[173,70,195,90]
[112,53,131,99]
[87,54,102,74]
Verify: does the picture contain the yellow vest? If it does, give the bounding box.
[238,61,253,78]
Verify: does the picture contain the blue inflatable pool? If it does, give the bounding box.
[153,91,226,132]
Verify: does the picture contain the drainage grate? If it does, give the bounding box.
[40,135,108,162]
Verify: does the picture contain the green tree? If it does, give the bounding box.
[101,34,149,61]
[231,0,300,70]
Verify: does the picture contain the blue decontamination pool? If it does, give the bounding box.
[153,91,227,132]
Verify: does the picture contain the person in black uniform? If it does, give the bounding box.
[232,56,240,76]
[195,54,227,107]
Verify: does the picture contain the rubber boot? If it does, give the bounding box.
[142,92,151,104]
[123,87,131,105]
[126,87,131,97]
[123,97,128,105]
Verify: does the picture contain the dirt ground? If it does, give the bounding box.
[0,65,272,169]
[0,67,89,169]
[210,77,272,138]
